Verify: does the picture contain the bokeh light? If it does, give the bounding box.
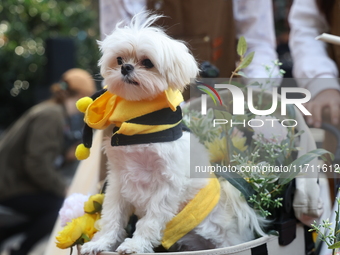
[15,46,24,55]
[29,63,38,72]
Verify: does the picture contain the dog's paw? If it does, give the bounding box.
[81,241,112,255]
[116,238,154,254]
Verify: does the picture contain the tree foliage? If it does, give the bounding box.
[0,0,100,129]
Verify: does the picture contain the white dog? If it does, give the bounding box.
[81,13,266,255]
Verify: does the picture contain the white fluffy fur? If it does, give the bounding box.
[81,13,266,255]
[98,13,198,101]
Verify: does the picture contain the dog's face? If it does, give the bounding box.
[98,14,199,101]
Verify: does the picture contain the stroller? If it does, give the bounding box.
[44,88,325,255]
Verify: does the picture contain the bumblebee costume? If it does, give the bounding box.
[75,88,184,160]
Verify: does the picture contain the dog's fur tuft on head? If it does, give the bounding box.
[81,12,266,255]
[98,12,199,101]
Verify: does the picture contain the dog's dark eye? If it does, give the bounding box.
[142,59,154,68]
[117,57,123,65]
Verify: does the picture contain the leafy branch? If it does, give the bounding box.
[228,36,255,84]
[310,190,340,255]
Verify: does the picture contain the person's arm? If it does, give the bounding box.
[288,0,339,93]
[288,0,340,127]
[23,109,66,197]
[233,0,280,79]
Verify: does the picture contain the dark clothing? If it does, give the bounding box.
[0,194,64,255]
[147,0,236,101]
[0,101,67,201]
[0,101,67,254]
[147,0,236,77]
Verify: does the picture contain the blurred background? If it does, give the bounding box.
[0,0,293,133]
[0,1,332,255]
[0,0,101,133]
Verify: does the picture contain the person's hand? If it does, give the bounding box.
[304,89,340,128]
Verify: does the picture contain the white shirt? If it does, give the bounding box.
[233,0,280,79]
[99,0,279,79]
[288,0,340,98]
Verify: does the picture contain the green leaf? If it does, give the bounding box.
[86,201,103,214]
[237,36,247,57]
[236,71,248,78]
[93,201,102,212]
[214,110,232,120]
[74,233,90,246]
[216,171,256,204]
[328,241,340,249]
[250,81,261,86]
[81,233,91,242]
[279,149,332,185]
[214,110,233,132]
[238,52,255,70]
[286,104,296,119]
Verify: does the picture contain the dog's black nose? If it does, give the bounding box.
[121,64,134,76]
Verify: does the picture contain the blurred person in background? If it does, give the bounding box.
[289,0,340,128]
[289,0,340,204]
[99,0,281,86]
[0,68,96,255]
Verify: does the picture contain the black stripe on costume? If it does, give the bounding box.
[111,123,183,146]
[126,106,183,125]
[91,88,107,100]
[81,88,108,149]
[83,124,93,148]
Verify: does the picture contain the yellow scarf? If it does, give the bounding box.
[84,88,183,136]
[75,88,184,160]
[161,177,221,249]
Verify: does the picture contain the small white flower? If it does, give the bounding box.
[59,193,90,227]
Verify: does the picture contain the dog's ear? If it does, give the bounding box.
[164,40,199,92]
[97,39,115,79]
[97,40,108,78]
